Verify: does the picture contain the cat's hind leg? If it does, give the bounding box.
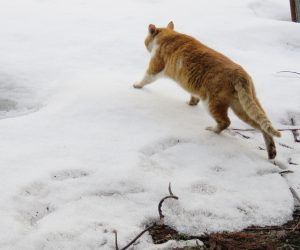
[206,101,230,134]
[187,96,200,106]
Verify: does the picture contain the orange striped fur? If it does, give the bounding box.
[133,22,281,159]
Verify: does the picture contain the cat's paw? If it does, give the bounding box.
[187,100,199,106]
[187,96,200,106]
[133,82,143,89]
[206,126,221,134]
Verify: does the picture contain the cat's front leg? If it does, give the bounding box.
[133,56,164,89]
[133,73,157,89]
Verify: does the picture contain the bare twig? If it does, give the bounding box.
[234,131,251,139]
[292,219,300,232]
[119,225,156,250]
[291,118,300,142]
[114,183,179,249]
[244,226,282,231]
[279,143,294,149]
[158,195,179,225]
[231,128,300,132]
[158,183,178,225]
[277,70,300,76]
[290,187,300,204]
[113,230,119,250]
[279,170,294,176]
[231,128,256,131]
[288,158,298,165]
[231,127,300,144]
[245,226,299,231]
[168,182,174,196]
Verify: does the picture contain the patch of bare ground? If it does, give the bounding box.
[148,209,300,250]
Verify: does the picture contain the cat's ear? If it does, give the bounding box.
[148,24,157,35]
[167,21,174,30]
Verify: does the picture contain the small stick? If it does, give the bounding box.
[292,219,300,232]
[113,230,119,250]
[288,158,298,165]
[279,170,294,175]
[158,195,179,225]
[244,226,282,231]
[158,183,178,225]
[231,128,300,132]
[168,182,174,196]
[231,128,255,131]
[291,118,300,142]
[113,183,179,249]
[279,143,294,149]
[119,224,156,250]
[235,131,251,139]
[290,187,300,204]
[277,70,300,76]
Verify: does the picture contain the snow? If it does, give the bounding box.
[0,0,299,249]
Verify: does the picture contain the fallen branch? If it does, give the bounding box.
[231,127,300,132]
[114,183,179,249]
[244,226,282,231]
[158,183,179,225]
[114,225,156,250]
[232,126,300,144]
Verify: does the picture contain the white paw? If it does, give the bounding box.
[206,126,220,134]
[187,100,199,106]
[133,82,143,89]
[187,97,200,106]
[206,126,213,131]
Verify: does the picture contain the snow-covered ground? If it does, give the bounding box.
[0,0,299,249]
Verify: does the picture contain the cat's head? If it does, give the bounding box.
[144,21,174,52]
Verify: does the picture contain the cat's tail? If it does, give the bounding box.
[234,79,281,138]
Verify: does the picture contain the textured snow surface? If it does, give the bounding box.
[0,0,299,249]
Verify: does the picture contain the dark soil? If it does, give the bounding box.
[148,209,300,250]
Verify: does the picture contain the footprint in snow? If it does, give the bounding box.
[190,180,217,195]
[14,169,90,227]
[16,182,55,226]
[51,169,89,181]
[140,137,186,157]
[139,137,190,173]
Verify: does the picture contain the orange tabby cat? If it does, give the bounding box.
[133,21,281,159]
